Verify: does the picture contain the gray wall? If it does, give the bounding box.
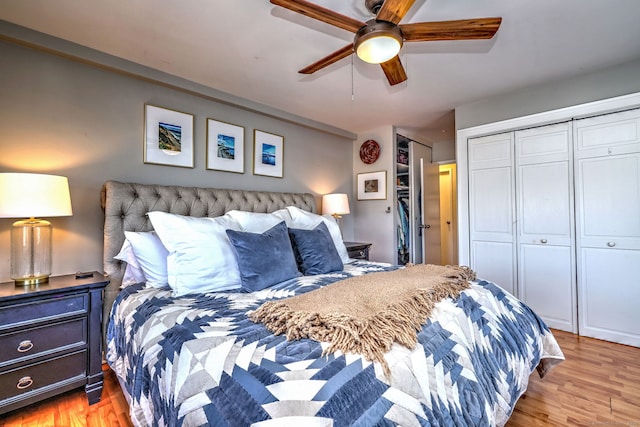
[455,59,640,130]
[0,35,355,282]
[352,126,396,263]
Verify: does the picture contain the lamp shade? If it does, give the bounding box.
[0,173,73,285]
[322,193,350,217]
[0,173,73,218]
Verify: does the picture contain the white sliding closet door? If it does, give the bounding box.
[515,123,576,332]
[468,133,516,295]
[575,109,640,346]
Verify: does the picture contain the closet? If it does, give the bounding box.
[466,107,640,345]
[395,134,440,265]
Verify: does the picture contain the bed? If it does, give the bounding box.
[102,180,564,427]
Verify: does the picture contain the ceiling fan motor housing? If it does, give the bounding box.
[365,0,385,15]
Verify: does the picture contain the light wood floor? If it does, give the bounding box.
[1,330,638,426]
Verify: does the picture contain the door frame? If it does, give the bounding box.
[439,163,457,265]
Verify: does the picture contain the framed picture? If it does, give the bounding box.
[206,119,244,173]
[253,130,284,178]
[357,171,387,200]
[144,104,194,168]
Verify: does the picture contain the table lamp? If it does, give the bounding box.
[322,193,350,219]
[0,173,73,286]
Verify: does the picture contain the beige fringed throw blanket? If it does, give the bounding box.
[249,264,476,376]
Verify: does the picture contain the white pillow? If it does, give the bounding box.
[123,231,169,288]
[285,206,351,264]
[113,239,146,288]
[272,208,293,227]
[147,211,242,296]
[225,210,283,233]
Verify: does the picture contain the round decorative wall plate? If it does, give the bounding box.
[359,139,380,164]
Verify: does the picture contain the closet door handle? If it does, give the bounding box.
[607,242,616,247]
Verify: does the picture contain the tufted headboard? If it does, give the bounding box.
[100,180,316,333]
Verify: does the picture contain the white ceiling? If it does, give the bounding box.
[2,0,640,140]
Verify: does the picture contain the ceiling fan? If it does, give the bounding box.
[270,0,502,85]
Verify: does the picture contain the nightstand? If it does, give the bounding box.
[344,241,372,261]
[0,272,109,415]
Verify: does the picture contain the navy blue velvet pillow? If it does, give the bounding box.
[288,222,344,275]
[226,221,300,291]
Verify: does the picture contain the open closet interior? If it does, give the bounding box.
[396,136,411,265]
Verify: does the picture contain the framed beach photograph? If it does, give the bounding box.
[144,104,194,168]
[253,130,283,178]
[206,118,244,173]
[357,171,387,200]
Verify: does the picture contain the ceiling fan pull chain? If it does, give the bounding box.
[404,48,408,85]
[351,54,355,102]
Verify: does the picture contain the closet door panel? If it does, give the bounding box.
[517,124,570,165]
[471,241,515,295]
[469,167,514,242]
[575,108,640,158]
[468,133,513,169]
[515,122,576,332]
[468,132,515,295]
[577,153,640,249]
[519,244,574,332]
[518,161,572,246]
[576,109,640,347]
[579,247,640,346]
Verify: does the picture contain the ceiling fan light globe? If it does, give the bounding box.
[356,36,401,63]
[354,20,403,64]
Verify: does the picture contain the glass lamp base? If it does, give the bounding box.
[14,275,50,287]
[11,218,52,286]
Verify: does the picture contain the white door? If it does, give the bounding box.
[422,157,441,264]
[575,109,640,346]
[515,123,576,332]
[468,132,516,294]
[410,142,440,264]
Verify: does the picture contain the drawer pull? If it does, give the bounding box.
[540,239,548,244]
[607,242,616,247]
[17,376,34,390]
[17,340,34,353]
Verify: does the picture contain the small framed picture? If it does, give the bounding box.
[357,171,387,200]
[253,130,284,178]
[144,104,194,168]
[206,119,244,173]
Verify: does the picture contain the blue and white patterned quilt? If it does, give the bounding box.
[107,261,564,427]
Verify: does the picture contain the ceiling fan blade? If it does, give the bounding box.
[380,56,407,86]
[401,17,502,41]
[299,44,354,74]
[270,0,365,33]
[376,0,416,24]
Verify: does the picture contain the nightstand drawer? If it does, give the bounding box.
[344,242,372,261]
[349,248,369,259]
[0,294,88,330]
[0,318,87,367]
[0,350,87,401]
